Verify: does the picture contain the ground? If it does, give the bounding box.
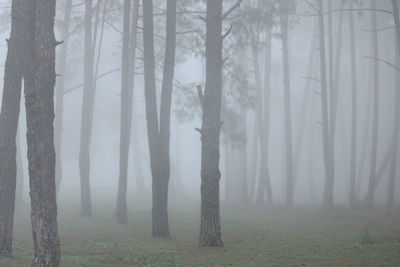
[1,198,400,266]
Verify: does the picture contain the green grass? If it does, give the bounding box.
[1,199,400,266]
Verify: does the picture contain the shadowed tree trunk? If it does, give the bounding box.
[0,0,24,255]
[79,0,94,217]
[349,0,358,207]
[142,0,176,237]
[365,0,380,208]
[198,0,224,247]
[55,0,73,195]
[280,2,294,205]
[23,0,60,265]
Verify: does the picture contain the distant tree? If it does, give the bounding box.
[116,0,140,224]
[365,0,380,208]
[349,0,358,207]
[54,0,72,196]
[23,0,60,264]
[55,0,73,195]
[279,0,295,205]
[317,0,334,209]
[388,0,400,207]
[79,0,95,217]
[0,0,24,255]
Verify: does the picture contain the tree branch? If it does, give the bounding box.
[222,0,244,20]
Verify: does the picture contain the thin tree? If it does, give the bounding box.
[280,1,294,205]
[79,0,94,216]
[0,0,25,255]
[23,0,60,264]
[318,0,334,209]
[116,0,135,224]
[388,0,400,206]
[365,0,380,208]
[349,0,358,207]
[142,0,177,237]
[55,0,73,194]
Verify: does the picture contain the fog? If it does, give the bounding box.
[0,0,400,266]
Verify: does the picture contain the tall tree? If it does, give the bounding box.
[0,0,25,255]
[142,0,177,237]
[198,0,243,247]
[23,0,60,264]
[388,0,400,206]
[116,0,139,224]
[279,1,294,205]
[79,0,94,216]
[349,0,358,207]
[55,0,73,194]
[318,0,334,209]
[365,0,380,208]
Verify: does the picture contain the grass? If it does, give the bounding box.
[1,198,400,266]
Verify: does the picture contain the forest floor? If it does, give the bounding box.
[1,198,400,266]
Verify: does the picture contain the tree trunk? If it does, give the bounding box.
[116,0,132,225]
[253,28,273,205]
[0,0,24,255]
[23,0,60,265]
[16,127,24,204]
[157,0,176,236]
[318,0,334,209]
[55,0,73,195]
[199,0,223,247]
[79,0,94,216]
[142,0,176,237]
[349,0,358,207]
[280,3,294,205]
[388,0,400,206]
[365,0,380,208]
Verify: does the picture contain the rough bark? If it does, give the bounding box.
[0,0,24,255]
[23,0,60,265]
[55,0,73,195]
[365,0,380,208]
[199,0,223,247]
[79,0,94,216]
[280,3,294,205]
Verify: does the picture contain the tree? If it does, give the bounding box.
[55,0,73,195]
[317,0,334,209]
[365,0,380,208]
[198,0,244,247]
[116,0,140,225]
[79,0,94,216]
[0,0,24,255]
[349,0,358,207]
[279,1,294,205]
[142,0,177,237]
[23,0,60,264]
[388,0,400,206]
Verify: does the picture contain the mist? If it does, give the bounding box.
[0,0,399,266]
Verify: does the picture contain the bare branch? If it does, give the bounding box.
[222,0,244,20]
[364,55,400,72]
